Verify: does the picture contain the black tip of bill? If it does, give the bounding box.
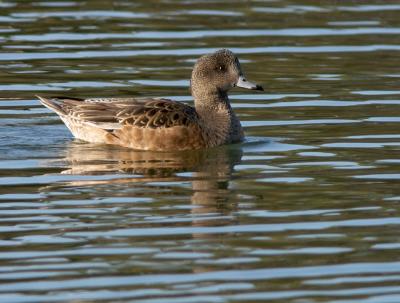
[254,84,264,91]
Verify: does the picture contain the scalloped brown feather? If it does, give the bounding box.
[38,96,207,151]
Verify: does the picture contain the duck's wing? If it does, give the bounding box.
[37,96,206,150]
[37,96,199,129]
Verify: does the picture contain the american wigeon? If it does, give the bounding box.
[38,49,263,151]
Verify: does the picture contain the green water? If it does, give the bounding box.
[1,1,400,302]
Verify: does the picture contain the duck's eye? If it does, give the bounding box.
[218,65,225,72]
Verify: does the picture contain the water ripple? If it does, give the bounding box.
[1,1,400,302]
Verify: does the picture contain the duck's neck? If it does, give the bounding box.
[192,89,243,146]
[193,89,230,112]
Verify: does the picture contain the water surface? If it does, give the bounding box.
[1,0,400,302]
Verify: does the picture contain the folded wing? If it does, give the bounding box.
[38,96,206,150]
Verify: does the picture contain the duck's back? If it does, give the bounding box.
[38,96,207,151]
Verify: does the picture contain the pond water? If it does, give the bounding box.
[1,0,400,302]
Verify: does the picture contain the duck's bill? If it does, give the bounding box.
[236,76,264,91]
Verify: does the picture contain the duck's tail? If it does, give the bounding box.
[36,95,67,116]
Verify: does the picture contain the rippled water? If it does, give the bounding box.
[1,1,400,302]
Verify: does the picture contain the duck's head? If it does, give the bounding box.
[190,49,263,101]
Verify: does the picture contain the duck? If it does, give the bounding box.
[37,49,263,151]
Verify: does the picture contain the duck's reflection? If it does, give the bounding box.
[58,141,242,222]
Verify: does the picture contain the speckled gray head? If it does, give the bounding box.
[190,49,263,103]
